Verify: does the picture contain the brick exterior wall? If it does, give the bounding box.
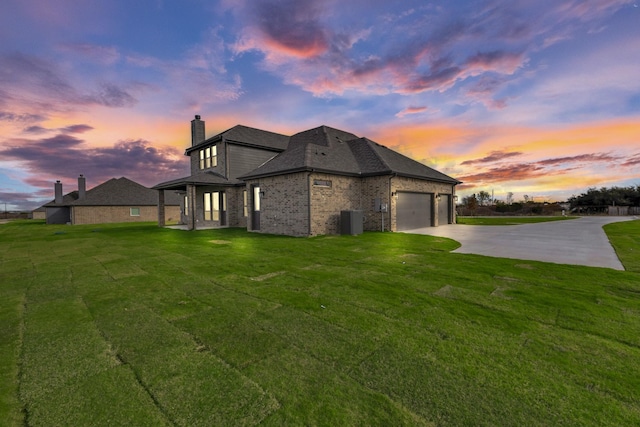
[309,173,363,236]
[32,211,46,220]
[246,173,310,236]
[72,205,180,225]
[361,176,392,232]
[246,172,456,236]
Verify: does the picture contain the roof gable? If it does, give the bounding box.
[187,124,289,154]
[359,138,460,182]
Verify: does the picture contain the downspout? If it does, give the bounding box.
[388,173,396,232]
[307,170,314,236]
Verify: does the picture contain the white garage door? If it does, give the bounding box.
[396,192,432,231]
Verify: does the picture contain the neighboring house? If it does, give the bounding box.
[154,116,460,236]
[44,175,181,225]
[31,207,46,220]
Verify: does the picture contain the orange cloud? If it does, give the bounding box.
[367,117,640,201]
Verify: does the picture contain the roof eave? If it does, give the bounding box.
[393,171,461,184]
[185,135,223,155]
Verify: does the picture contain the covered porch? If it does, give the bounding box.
[153,171,245,231]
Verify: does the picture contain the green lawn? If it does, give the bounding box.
[457,216,578,225]
[1,220,639,426]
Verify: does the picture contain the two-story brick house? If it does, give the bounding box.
[153,117,290,230]
[154,116,460,236]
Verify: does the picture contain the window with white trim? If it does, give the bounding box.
[204,192,221,221]
[130,207,140,216]
[199,145,217,170]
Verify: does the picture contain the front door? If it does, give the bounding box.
[252,185,261,230]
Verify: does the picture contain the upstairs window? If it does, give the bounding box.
[199,145,218,170]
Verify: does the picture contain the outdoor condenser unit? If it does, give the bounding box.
[340,210,364,235]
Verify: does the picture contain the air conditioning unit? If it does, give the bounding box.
[341,210,363,235]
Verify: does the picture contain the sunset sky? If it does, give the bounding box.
[1,0,639,211]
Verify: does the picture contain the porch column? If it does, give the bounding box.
[157,190,166,227]
[187,184,196,230]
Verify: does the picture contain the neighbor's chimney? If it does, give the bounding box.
[191,114,205,146]
[78,174,86,200]
[54,180,63,204]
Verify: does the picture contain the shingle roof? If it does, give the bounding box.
[44,177,181,207]
[186,124,289,154]
[241,125,460,184]
[152,171,242,190]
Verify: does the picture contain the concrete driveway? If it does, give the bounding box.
[403,216,636,270]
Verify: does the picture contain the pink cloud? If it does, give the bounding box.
[396,106,429,118]
[251,0,330,58]
[621,153,640,167]
[461,150,523,165]
[537,153,621,166]
[465,51,525,75]
[58,43,121,65]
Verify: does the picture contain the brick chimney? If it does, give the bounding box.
[78,174,86,200]
[54,180,63,204]
[191,115,205,146]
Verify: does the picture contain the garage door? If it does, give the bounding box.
[396,192,432,231]
[438,194,451,225]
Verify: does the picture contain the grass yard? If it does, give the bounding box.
[457,216,579,225]
[1,220,639,426]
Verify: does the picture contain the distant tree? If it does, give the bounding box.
[523,195,530,203]
[477,190,491,206]
[463,194,478,212]
[506,192,514,205]
[569,186,640,208]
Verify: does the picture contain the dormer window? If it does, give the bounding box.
[199,145,217,169]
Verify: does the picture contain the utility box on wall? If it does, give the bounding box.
[341,210,364,235]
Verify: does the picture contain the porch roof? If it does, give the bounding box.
[152,171,242,191]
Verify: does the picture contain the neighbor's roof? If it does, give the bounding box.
[44,177,181,207]
[186,124,290,154]
[240,125,461,184]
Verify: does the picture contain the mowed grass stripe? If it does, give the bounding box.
[19,297,168,425]
[0,292,24,426]
[85,299,280,426]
